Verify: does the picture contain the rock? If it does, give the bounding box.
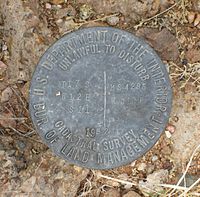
[106,16,120,26]
[136,28,179,61]
[160,0,175,11]
[103,189,121,197]
[2,44,7,51]
[146,164,155,174]
[16,151,89,197]
[187,12,200,27]
[18,70,30,82]
[20,176,37,193]
[58,19,77,35]
[55,7,74,19]
[25,13,40,28]
[0,0,53,86]
[171,83,200,168]
[3,159,12,168]
[187,11,196,24]
[77,0,160,23]
[79,4,94,20]
[139,169,169,194]
[152,155,158,162]
[0,61,7,76]
[1,86,13,102]
[123,191,142,197]
[194,14,200,26]
[185,48,200,63]
[137,163,147,171]
[124,183,133,189]
[165,130,172,138]
[162,159,173,170]
[55,5,76,18]
[45,3,52,9]
[54,171,64,180]
[131,161,136,167]
[56,18,63,24]
[73,166,83,173]
[17,140,26,150]
[166,124,176,134]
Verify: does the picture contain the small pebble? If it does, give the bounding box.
[124,183,132,189]
[130,161,136,167]
[56,19,63,24]
[7,149,16,156]
[152,155,158,162]
[54,171,64,179]
[0,61,7,75]
[137,163,147,171]
[57,5,62,9]
[146,164,155,174]
[194,14,200,26]
[2,45,7,51]
[165,130,172,138]
[79,4,93,20]
[74,166,82,173]
[3,160,12,168]
[45,3,52,9]
[17,140,26,150]
[166,124,176,134]
[187,11,196,24]
[107,16,120,26]
[18,70,29,82]
[1,87,13,103]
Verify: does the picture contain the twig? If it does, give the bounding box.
[10,86,29,113]
[169,144,200,196]
[27,158,44,197]
[98,174,162,195]
[170,62,200,84]
[62,13,120,35]
[0,129,4,135]
[179,178,200,197]
[8,127,43,145]
[157,183,188,190]
[0,117,27,120]
[99,174,137,186]
[134,1,181,29]
[10,127,35,137]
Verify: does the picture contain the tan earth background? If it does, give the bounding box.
[0,0,200,196]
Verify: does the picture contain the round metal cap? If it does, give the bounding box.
[29,27,172,169]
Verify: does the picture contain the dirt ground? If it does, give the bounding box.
[0,0,200,196]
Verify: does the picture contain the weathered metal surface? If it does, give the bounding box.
[29,27,172,169]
